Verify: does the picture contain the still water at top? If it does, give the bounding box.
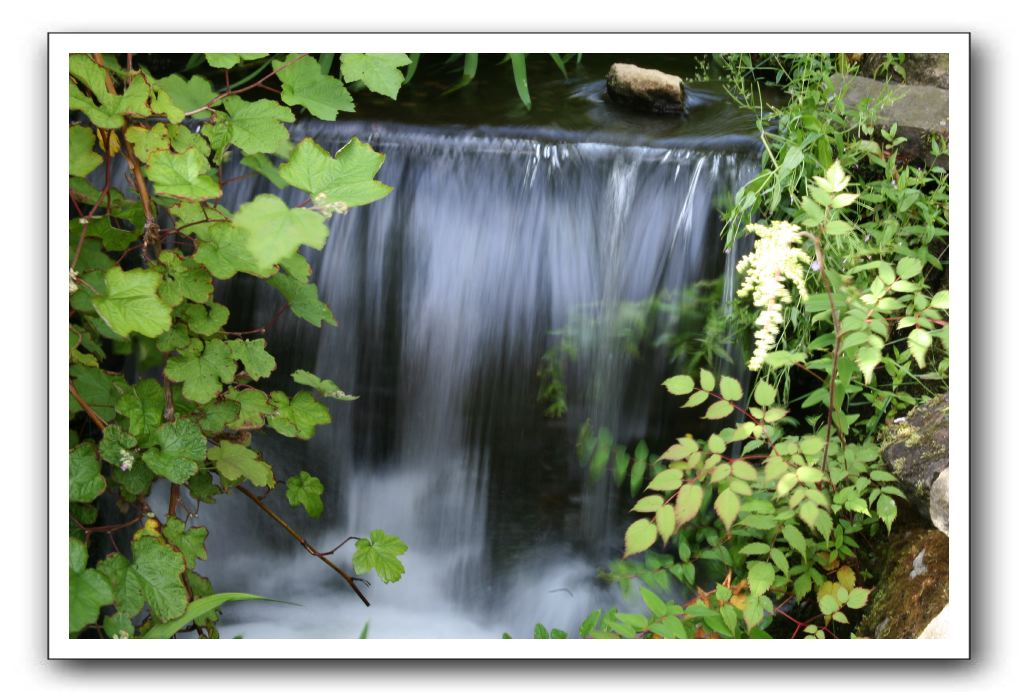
[199,56,759,637]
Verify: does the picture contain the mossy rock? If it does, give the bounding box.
[857,524,949,638]
[881,393,949,522]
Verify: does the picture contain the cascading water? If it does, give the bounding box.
[198,112,759,638]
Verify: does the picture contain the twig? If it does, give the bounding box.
[235,485,371,607]
[69,380,107,430]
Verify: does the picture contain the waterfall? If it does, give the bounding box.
[199,120,759,638]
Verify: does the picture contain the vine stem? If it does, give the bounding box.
[235,485,371,607]
[183,53,310,116]
[810,226,845,472]
[69,380,107,430]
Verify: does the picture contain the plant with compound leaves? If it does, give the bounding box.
[68,52,411,638]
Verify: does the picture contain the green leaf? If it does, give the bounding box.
[116,379,165,443]
[703,400,734,420]
[145,148,220,200]
[762,350,806,368]
[719,375,743,401]
[509,53,531,109]
[340,53,411,99]
[846,587,871,609]
[747,561,775,596]
[143,592,275,638]
[193,221,270,280]
[141,419,205,483]
[129,536,188,622]
[753,381,776,407]
[855,346,882,385]
[640,587,668,618]
[631,495,664,513]
[682,390,710,408]
[96,553,144,618]
[929,290,949,310]
[274,53,353,120]
[267,272,337,327]
[662,375,694,395]
[164,339,237,404]
[699,369,716,392]
[623,518,657,558]
[93,267,172,338]
[896,256,924,280]
[268,391,331,440]
[157,252,213,307]
[225,388,273,429]
[98,424,137,466]
[908,328,933,368]
[162,517,208,569]
[798,436,824,456]
[70,537,88,574]
[286,471,325,518]
[205,53,268,69]
[69,125,102,177]
[876,494,898,532]
[155,74,217,117]
[655,505,676,543]
[69,568,114,634]
[629,452,647,498]
[353,529,408,583]
[241,153,289,189]
[223,96,294,155]
[178,302,229,336]
[818,594,839,616]
[228,338,277,380]
[674,483,704,527]
[714,488,740,531]
[796,466,824,484]
[782,525,807,557]
[291,369,358,400]
[207,441,275,488]
[279,137,392,212]
[731,460,758,482]
[70,441,106,503]
[233,194,329,275]
[647,469,683,492]
[102,611,135,638]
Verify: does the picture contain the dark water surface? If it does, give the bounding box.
[198,55,760,638]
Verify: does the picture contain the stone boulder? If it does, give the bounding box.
[606,63,686,115]
[829,73,949,169]
[881,393,949,528]
[859,53,949,89]
[857,526,949,638]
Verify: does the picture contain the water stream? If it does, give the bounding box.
[196,65,760,638]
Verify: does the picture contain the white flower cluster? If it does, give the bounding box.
[119,449,134,472]
[736,220,811,371]
[69,268,79,295]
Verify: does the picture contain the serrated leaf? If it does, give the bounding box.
[662,375,694,395]
[228,338,276,380]
[655,505,676,543]
[267,390,331,439]
[908,328,933,368]
[157,252,213,306]
[855,346,882,385]
[681,390,710,408]
[699,369,716,392]
[129,536,188,622]
[233,194,329,275]
[292,369,357,400]
[96,553,144,618]
[205,53,268,69]
[223,96,294,155]
[353,529,408,583]
[207,441,274,488]
[631,495,664,513]
[274,53,354,120]
[719,375,743,401]
[876,494,898,532]
[69,125,102,177]
[782,524,807,557]
[340,53,411,99]
[225,388,273,429]
[673,483,703,527]
[623,518,657,558]
[125,123,171,163]
[747,561,775,596]
[98,424,137,466]
[115,378,165,442]
[647,469,684,492]
[267,272,337,327]
[193,221,270,280]
[164,339,237,404]
[155,74,216,118]
[703,400,734,420]
[141,419,205,483]
[731,460,758,482]
[93,267,172,338]
[753,381,776,407]
[896,256,923,280]
[286,471,325,517]
[279,137,392,212]
[145,148,221,200]
[162,517,208,569]
[846,587,870,609]
[818,594,839,616]
[714,488,740,531]
[70,441,106,503]
[929,290,949,310]
[178,302,229,336]
[796,466,824,484]
[69,568,114,634]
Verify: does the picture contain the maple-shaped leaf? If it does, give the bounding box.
[279,137,392,214]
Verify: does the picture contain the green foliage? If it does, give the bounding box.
[555,54,949,639]
[68,52,409,638]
